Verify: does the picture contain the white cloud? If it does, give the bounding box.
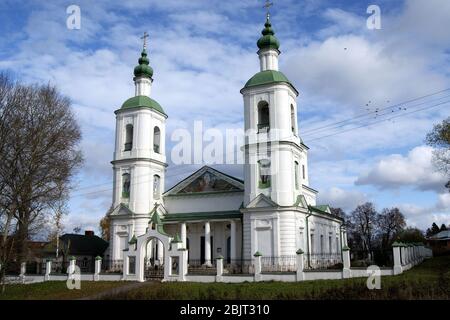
[355,146,447,192]
[317,187,368,211]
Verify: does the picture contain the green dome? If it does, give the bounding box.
[244,70,295,90]
[120,95,166,115]
[257,16,280,50]
[134,49,153,78]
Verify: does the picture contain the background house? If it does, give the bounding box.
[427,230,450,255]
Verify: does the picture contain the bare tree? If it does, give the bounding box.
[0,74,83,274]
[376,207,406,250]
[348,202,378,252]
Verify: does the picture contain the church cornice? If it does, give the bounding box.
[111,157,168,167]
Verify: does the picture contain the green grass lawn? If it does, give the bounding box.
[1,256,448,300]
[0,281,131,300]
[104,255,450,300]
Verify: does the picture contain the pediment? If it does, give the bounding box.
[246,194,278,208]
[165,166,244,196]
[109,203,134,216]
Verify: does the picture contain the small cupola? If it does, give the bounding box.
[257,14,280,51]
[133,49,154,79]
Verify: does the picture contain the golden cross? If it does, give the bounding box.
[141,31,149,49]
[263,0,273,17]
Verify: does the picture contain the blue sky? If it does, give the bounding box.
[1,0,449,235]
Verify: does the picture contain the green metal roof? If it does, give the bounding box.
[243,70,297,93]
[162,211,242,223]
[120,95,166,115]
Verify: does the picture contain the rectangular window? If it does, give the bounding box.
[310,234,314,254]
[336,236,339,253]
[302,165,306,180]
[329,236,332,254]
[128,256,136,275]
[320,235,324,253]
[258,159,271,188]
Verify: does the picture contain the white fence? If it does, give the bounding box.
[2,242,433,284]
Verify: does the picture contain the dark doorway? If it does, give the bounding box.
[200,236,213,264]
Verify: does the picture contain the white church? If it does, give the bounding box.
[107,13,347,277]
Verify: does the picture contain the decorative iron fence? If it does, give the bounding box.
[75,259,95,273]
[25,261,46,274]
[51,261,70,274]
[187,259,217,275]
[351,250,393,268]
[304,253,343,270]
[101,259,123,273]
[224,259,255,274]
[261,256,297,273]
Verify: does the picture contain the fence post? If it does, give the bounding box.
[296,249,305,281]
[342,246,351,279]
[68,256,76,275]
[45,260,52,281]
[216,255,223,283]
[392,242,403,275]
[253,251,262,282]
[94,256,102,281]
[20,262,26,283]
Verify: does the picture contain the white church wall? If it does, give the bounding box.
[164,192,243,214]
[164,221,242,261]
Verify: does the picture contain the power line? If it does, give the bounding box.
[302,93,450,138]
[301,88,450,135]
[306,99,450,142]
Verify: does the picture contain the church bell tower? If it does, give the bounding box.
[111,33,167,239]
[240,10,316,259]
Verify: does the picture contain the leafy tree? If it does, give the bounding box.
[396,227,426,243]
[99,206,112,241]
[431,222,441,235]
[426,117,450,191]
[440,224,447,231]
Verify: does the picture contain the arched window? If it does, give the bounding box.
[153,127,161,153]
[291,104,296,135]
[153,174,160,199]
[122,173,130,198]
[294,161,299,190]
[124,124,133,151]
[257,101,270,133]
[258,159,271,188]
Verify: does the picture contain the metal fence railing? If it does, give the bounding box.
[75,259,95,273]
[224,259,255,274]
[187,259,217,275]
[350,250,393,268]
[51,261,70,274]
[101,259,123,274]
[261,256,297,272]
[304,253,343,270]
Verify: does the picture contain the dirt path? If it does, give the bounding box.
[78,281,158,300]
